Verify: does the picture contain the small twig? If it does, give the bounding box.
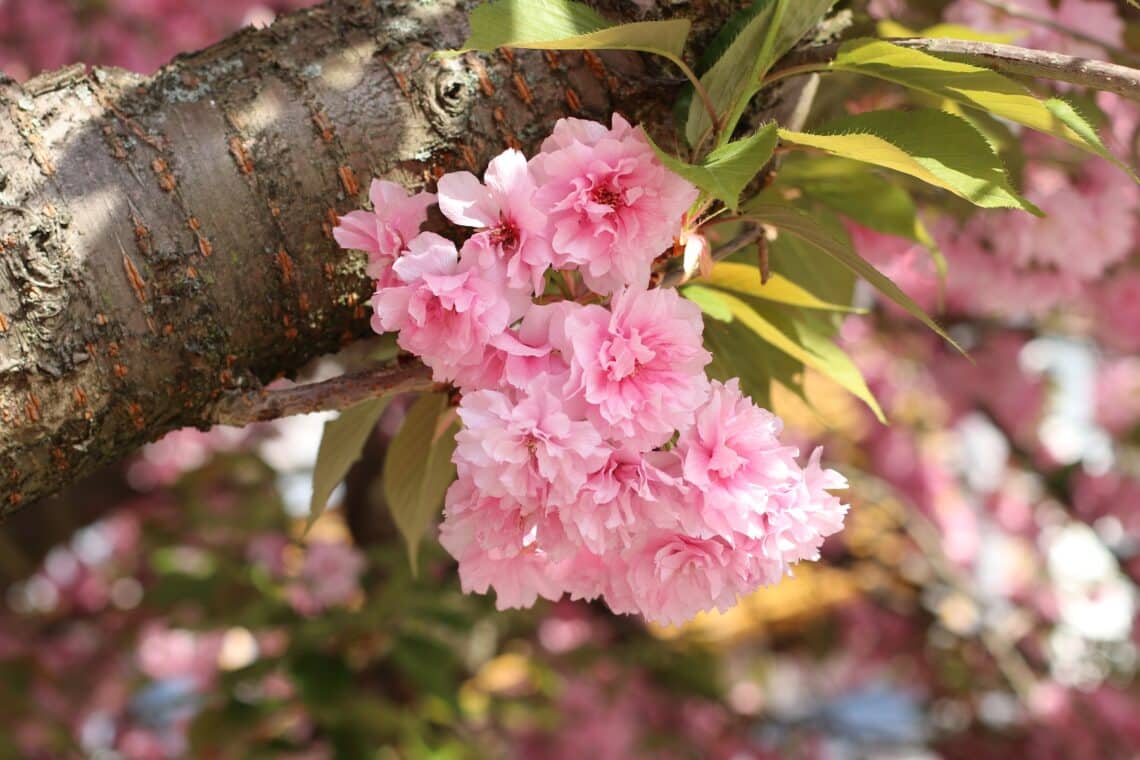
[712,224,767,265]
[969,0,1140,66]
[771,37,1140,102]
[659,223,766,288]
[207,362,435,426]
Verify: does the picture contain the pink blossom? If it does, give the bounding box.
[452,380,610,509]
[1095,357,1140,436]
[929,330,1045,446]
[371,231,521,383]
[117,727,170,760]
[246,532,289,577]
[559,448,685,554]
[866,0,908,18]
[297,541,365,608]
[553,287,711,449]
[1095,269,1140,354]
[438,475,569,610]
[531,114,699,293]
[1072,470,1140,536]
[994,162,1136,280]
[438,149,552,294]
[1099,92,1140,155]
[333,179,436,282]
[136,625,221,689]
[497,302,574,390]
[757,447,849,566]
[623,532,769,625]
[457,302,574,392]
[940,215,1080,317]
[674,379,802,540]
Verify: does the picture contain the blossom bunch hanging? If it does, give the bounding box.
[335,115,848,625]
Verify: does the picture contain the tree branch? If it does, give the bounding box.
[207,362,435,426]
[774,37,1140,102]
[0,0,693,510]
[967,0,1140,66]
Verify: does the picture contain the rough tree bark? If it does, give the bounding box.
[0,0,711,511]
[3,0,1138,512]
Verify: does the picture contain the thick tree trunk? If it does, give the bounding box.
[0,0,691,511]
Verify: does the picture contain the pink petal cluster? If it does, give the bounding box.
[286,541,366,616]
[531,114,700,293]
[334,117,849,625]
[334,179,436,284]
[993,161,1136,281]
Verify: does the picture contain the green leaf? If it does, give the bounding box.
[685,0,836,147]
[744,201,961,351]
[1044,96,1126,172]
[713,290,885,422]
[775,156,946,277]
[778,109,1038,212]
[685,282,805,406]
[778,157,929,241]
[383,393,458,574]
[767,214,855,313]
[457,0,690,61]
[651,123,779,210]
[703,313,804,408]
[682,284,734,321]
[308,396,393,530]
[702,261,862,312]
[877,20,1018,44]
[830,39,1127,168]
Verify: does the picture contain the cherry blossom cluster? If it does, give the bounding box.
[334,115,848,625]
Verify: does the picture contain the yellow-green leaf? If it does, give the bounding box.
[682,284,734,321]
[778,109,1038,212]
[702,262,863,312]
[744,201,961,351]
[308,396,393,531]
[685,0,836,147]
[383,393,458,574]
[878,20,1018,44]
[831,38,1126,167]
[457,0,690,61]
[774,155,946,278]
[714,290,885,421]
[703,313,803,407]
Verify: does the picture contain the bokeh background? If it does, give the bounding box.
[2,0,1140,757]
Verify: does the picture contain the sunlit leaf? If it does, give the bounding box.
[682,284,734,321]
[685,0,836,147]
[383,393,458,574]
[651,123,779,210]
[830,38,1128,169]
[877,20,1018,44]
[458,0,690,60]
[744,201,961,350]
[702,261,863,312]
[712,290,885,421]
[766,215,856,314]
[308,396,393,531]
[775,156,946,277]
[704,316,804,408]
[778,110,1038,212]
